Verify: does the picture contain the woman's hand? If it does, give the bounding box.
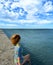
[17,57,21,65]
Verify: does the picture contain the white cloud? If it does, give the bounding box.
[0,0,5,3]
[6,10,19,19]
[45,12,53,16]
[10,0,42,20]
[5,24,17,26]
[4,1,10,7]
[0,23,5,26]
[0,23,17,27]
[43,1,53,12]
[37,20,52,24]
[14,0,19,2]
[0,3,3,10]
[0,18,37,24]
[20,0,42,9]
[11,2,21,9]
[0,17,53,25]
[0,0,53,26]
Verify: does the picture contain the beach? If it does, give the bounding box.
[0,30,14,65]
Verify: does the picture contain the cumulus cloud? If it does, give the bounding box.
[0,3,3,10]
[0,23,17,26]
[43,1,53,12]
[37,19,52,24]
[0,22,18,28]
[0,0,53,27]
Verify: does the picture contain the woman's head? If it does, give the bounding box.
[10,34,21,46]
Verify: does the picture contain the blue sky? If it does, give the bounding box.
[0,0,53,28]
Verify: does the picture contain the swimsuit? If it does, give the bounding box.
[14,44,23,65]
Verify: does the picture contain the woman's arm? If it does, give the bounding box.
[17,57,21,65]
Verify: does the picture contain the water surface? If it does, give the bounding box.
[3,29,53,65]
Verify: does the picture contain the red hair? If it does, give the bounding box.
[10,34,21,46]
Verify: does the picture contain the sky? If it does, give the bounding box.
[0,0,53,29]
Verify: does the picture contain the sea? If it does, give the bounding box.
[3,29,53,65]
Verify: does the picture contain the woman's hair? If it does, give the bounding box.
[10,34,21,46]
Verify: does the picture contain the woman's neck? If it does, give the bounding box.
[16,43,20,46]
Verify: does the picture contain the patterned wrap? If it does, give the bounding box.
[14,45,23,65]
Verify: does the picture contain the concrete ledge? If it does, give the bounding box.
[0,30,14,65]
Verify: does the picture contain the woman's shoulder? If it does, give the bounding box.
[14,45,21,50]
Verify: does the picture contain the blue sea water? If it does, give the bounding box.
[3,29,53,65]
